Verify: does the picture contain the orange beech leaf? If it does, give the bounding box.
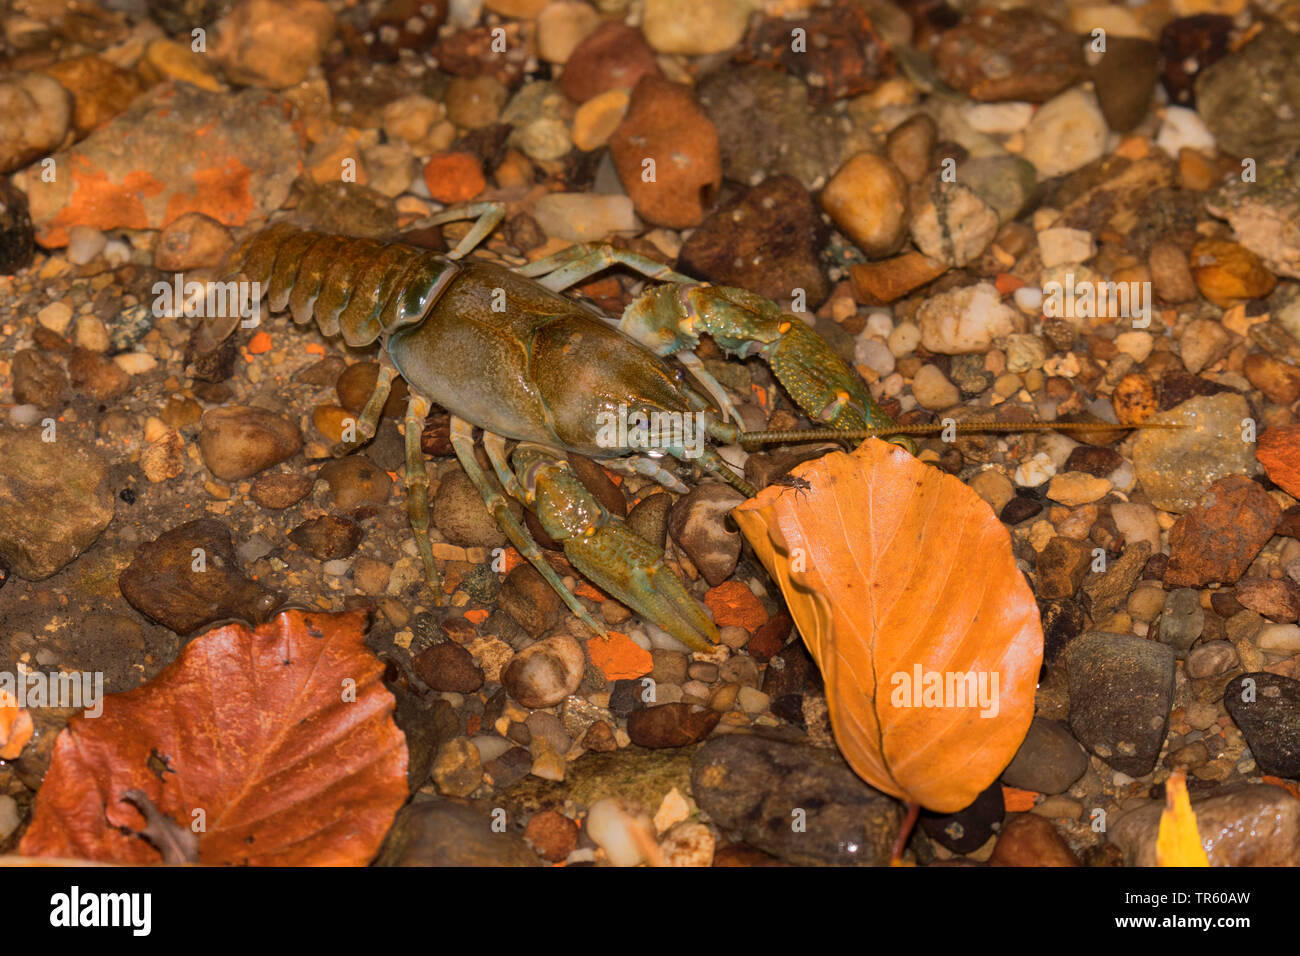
[0,689,34,760]
[732,439,1041,813]
[20,609,407,866]
[1156,770,1210,867]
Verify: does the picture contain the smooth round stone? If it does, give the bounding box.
[585,798,651,866]
[1155,105,1216,157]
[911,364,959,410]
[888,321,920,357]
[502,634,585,708]
[1185,640,1238,678]
[1256,623,1300,653]
[854,336,895,377]
[1021,87,1108,179]
[864,311,894,339]
[8,404,41,425]
[65,225,106,265]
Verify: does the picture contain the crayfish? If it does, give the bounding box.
[224,203,1144,652]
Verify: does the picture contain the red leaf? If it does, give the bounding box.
[20,610,407,866]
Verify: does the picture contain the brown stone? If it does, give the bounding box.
[67,347,130,400]
[1165,476,1281,587]
[154,212,234,271]
[502,634,586,708]
[1148,240,1198,304]
[251,472,313,509]
[524,809,579,863]
[41,55,144,138]
[821,152,910,258]
[1036,536,1092,599]
[559,22,661,103]
[567,454,627,519]
[581,719,618,752]
[990,813,1081,867]
[414,641,485,693]
[748,612,793,663]
[610,76,720,228]
[498,564,563,638]
[849,252,947,304]
[1244,352,1300,405]
[935,8,1086,103]
[288,515,363,560]
[627,703,720,748]
[1112,371,1159,425]
[215,0,336,90]
[677,175,829,307]
[1258,425,1300,499]
[199,405,303,481]
[1110,784,1300,866]
[1234,577,1300,623]
[118,518,280,634]
[12,348,67,407]
[740,3,893,104]
[1190,239,1278,308]
[335,360,408,418]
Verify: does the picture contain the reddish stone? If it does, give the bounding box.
[626,703,720,748]
[1277,505,1300,540]
[1164,476,1281,587]
[1258,425,1300,499]
[29,85,301,248]
[559,22,661,103]
[422,151,486,204]
[747,612,793,663]
[1234,577,1300,623]
[431,23,529,87]
[703,580,769,633]
[1159,14,1233,107]
[524,809,579,863]
[413,641,485,693]
[609,76,720,229]
[935,8,1086,103]
[739,4,893,104]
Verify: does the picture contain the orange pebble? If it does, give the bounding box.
[994,273,1026,296]
[464,608,490,625]
[703,580,768,632]
[575,582,606,602]
[1001,786,1038,812]
[588,630,652,681]
[248,330,273,354]
[1113,135,1150,160]
[423,151,486,204]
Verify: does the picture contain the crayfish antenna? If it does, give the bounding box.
[738,420,1182,445]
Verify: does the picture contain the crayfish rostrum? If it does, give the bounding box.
[224,202,1136,651]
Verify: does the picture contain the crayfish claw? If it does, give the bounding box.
[514,446,719,652]
[621,282,914,452]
